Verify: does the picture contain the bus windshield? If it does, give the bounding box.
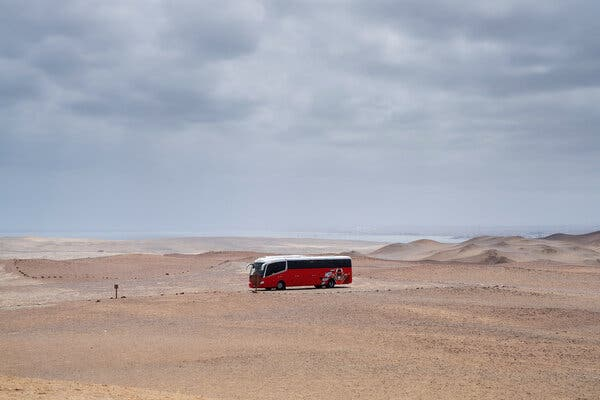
[249,262,265,276]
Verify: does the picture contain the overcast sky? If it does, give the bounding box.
[1,0,599,236]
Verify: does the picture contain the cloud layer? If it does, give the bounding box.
[2,0,599,234]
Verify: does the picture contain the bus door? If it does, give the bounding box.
[264,261,287,286]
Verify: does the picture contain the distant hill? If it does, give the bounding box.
[544,231,600,246]
[369,231,600,265]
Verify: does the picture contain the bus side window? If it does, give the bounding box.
[265,261,286,276]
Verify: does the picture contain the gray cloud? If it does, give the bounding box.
[162,0,264,60]
[1,0,599,234]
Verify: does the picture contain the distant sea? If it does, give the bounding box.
[0,230,465,243]
[2,226,596,243]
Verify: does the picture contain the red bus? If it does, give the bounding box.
[248,255,352,290]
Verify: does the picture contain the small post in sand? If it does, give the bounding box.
[114,283,119,299]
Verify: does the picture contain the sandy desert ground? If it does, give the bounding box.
[1,234,600,399]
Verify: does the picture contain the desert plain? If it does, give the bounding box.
[1,233,600,399]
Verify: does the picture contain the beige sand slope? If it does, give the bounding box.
[371,232,600,265]
[0,236,384,260]
[2,235,600,399]
[2,261,600,400]
[0,375,204,400]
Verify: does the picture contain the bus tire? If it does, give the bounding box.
[326,279,335,289]
[314,284,323,289]
[276,281,286,290]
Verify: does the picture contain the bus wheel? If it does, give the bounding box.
[314,284,323,289]
[276,281,286,290]
[326,279,335,289]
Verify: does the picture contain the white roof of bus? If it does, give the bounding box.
[253,255,351,263]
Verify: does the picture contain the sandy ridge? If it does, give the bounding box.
[0,375,205,400]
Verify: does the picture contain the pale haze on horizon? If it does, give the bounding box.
[1,1,599,236]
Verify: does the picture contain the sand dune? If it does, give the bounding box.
[370,239,450,261]
[371,233,600,265]
[0,251,267,309]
